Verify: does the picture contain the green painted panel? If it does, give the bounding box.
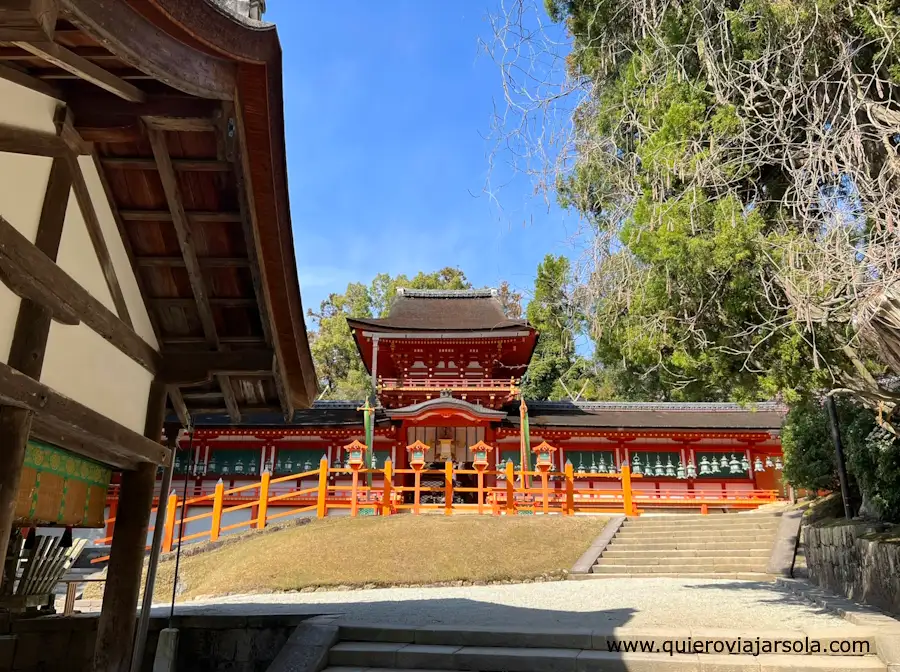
[274,450,324,474]
[24,440,110,487]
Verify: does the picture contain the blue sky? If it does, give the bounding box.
[267,1,582,319]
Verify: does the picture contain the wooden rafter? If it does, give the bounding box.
[147,126,219,348]
[0,215,160,373]
[218,375,241,423]
[13,40,145,102]
[158,349,274,386]
[167,385,189,428]
[143,116,215,133]
[100,157,230,172]
[151,297,255,309]
[135,256,249,268]
[63,122,133,328]
[119,210,242,224]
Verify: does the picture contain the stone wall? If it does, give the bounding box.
[804,520,900,616]
[0,613,311,672]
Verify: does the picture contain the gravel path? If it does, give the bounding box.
[155,578,848,630]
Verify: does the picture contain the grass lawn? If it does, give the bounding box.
[148,515,607,600]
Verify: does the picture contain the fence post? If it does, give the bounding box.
[381,459,393,516]
[210,478,224,542]
[444,460,453,516]
[505,460,515,515]
[565,462,574,515]
[621,464,635,516]
[257,470,270,529]
[316,457,328,518]
[350,466,360,517]
[476,466,485,515]
[413,466,422,515]
[162,491,177,554]
[541,470,549,514]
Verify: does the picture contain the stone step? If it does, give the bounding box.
[331,624,880,656]
[594,555,768,567]
[574,571,776,581]
[591,563,767,574]
[327,644,884,671]
[602,548,771,559]
[612,532,774,542]
[620,522,781,533]
[605,541,776,551]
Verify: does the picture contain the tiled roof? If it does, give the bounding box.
[347,289,531,333]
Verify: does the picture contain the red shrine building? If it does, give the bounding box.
[163,289,788,518]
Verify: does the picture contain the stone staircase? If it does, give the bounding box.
[589,512,782,579]
[319,622,887,671]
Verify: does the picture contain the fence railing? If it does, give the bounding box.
[94,457,780,559]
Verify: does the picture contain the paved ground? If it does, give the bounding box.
[148,578,848,630]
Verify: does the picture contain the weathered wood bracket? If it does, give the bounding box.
[0,255,79,325]
[0,121,70,157]
[0,61,62,100]
[0,215,160,374]
[0,0,58,42]
[158,349,274,386]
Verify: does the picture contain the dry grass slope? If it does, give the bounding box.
[149,515,607,600]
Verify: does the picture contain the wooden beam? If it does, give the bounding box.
[167,385,189,427]
[0,360,169,465]
[13,40,145,102]
[0,45,116,61]
[100,157,230,172]
[135,256,250,268]
[0,121,69,157]
[93,458,157,671]
[119,210,242,224]
[272,354,294,423]
[148,127,220,348]
[90,150,165,341]
[158,348,274,386]
[151,297,256,309]
[0,215,160,373]
[0,0,57,42]
[217,374,241,423]
[0,61,61,99]
[143,116,215,133]
[161,335,265,346]
[64,124,133,328]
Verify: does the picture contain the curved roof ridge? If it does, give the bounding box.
[396,288,498,299]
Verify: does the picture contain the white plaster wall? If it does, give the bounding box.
[55,193,116,312]
[78,156,158,348]
[42,321,153,434]
[0,80,58,363]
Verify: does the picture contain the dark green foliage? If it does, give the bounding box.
[848,427,900,522]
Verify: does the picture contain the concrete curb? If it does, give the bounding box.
[765,506,806,576]
[570,515,625,575]
[264,618,339,672]
[776,577,900,668]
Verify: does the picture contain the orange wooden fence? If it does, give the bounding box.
[93,454,780,560]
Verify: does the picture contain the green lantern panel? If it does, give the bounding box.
[567,450,615,475]
[206,449,261,477]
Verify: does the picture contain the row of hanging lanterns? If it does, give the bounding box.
[564,452,783,479]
